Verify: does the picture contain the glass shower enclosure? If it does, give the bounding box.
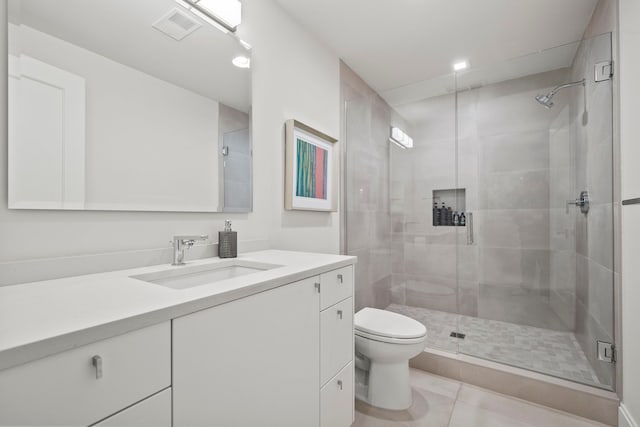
[344,32,616,390]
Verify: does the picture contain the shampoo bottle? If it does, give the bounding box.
[439,202,447,225]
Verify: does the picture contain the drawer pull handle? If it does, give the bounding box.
[314,282,321,293]
[337,310,343,320]
[91,355,103,379]
[337,380,343,390]
[337,274,343,284]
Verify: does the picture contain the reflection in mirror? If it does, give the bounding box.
[8,0,252,212]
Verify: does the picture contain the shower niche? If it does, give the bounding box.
[432,189,466,227]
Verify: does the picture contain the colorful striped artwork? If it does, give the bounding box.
[296,138,328,199]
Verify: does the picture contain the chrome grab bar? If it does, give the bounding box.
[466,212,474,245]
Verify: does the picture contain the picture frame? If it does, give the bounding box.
[284,119,338,211]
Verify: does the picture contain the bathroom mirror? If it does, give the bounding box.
[7,0,252,212]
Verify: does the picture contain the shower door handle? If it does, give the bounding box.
[466,212,474,245]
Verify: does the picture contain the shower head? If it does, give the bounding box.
[535,94,554,109]
[534,78,585,109]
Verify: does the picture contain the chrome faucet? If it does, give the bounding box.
[172,235,208,266]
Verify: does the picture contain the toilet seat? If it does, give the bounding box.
[354,308,427,344]
[355,329,426,344]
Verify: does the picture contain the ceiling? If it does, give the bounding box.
[9,0,251,111]
[275,0,598,106]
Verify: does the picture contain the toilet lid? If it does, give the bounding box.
[354,308,427,339]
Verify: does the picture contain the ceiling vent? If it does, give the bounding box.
[152,8,202,41]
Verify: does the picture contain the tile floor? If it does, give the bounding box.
[353,369,610,427]
[386,304,601,387]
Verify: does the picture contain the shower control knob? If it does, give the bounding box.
[566,191,590,214]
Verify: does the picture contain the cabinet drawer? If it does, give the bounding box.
[0,322,171,427]
[93,388,172,427]
[320,361,354,427]
[321,297,353,385]
[320,265,353,310]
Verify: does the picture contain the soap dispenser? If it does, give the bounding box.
[218,220,237,258]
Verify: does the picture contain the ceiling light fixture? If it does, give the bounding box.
[390,126,413,149]
[176,0,242,33]
[453,60,468,71]
[232,55,250,68]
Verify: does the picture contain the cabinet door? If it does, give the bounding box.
[320,297,354,385]
[93,388,171,427]
[173,277,320,427]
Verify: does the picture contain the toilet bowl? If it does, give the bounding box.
[354,307,427,411]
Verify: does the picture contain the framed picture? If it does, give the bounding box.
[285,119,337,211]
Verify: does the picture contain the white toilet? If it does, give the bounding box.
[354,307,427,410]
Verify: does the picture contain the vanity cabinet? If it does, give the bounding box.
[173,265,355,427]
[173,276,321,427]
[0,255,355,427]
[0,322,171,427]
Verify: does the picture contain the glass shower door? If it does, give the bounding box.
[387,73,461,354]
[454,33,616,390]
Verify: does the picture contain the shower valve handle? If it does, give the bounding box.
[566,191,590,214]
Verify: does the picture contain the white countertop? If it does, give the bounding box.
[0,250,356,371]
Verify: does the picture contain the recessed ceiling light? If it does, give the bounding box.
[232,56,250,68]
[453,61,468,71]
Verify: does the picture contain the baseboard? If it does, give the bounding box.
[410,348,619,426]
[620,404,639,427]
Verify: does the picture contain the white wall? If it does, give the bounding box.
[619,0,640,425]
[0,0,341,285]
[243,0,341,254]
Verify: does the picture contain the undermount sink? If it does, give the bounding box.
[131,260,282,290]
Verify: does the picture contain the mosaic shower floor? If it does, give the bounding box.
[386,303,601,387]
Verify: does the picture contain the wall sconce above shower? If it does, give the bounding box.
[390,126,413,149]
[452,60,468,71]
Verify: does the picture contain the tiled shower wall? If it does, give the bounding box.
[549,102,576,331]
[390,70,572,330]
[341,62,404,312]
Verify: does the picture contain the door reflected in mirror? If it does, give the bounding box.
[7,0,252,212]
